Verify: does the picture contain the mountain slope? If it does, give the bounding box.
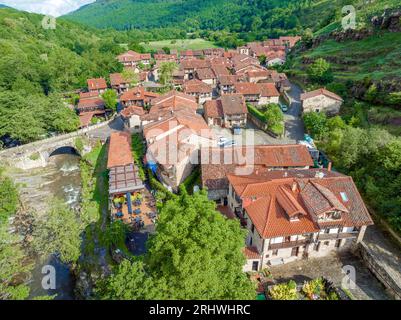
[0,7,124,144]
[66,0,400,37]
[66,0,306,34]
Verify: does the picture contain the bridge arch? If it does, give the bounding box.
[48,146,81,158]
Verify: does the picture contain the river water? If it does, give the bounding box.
[9,154,82,300]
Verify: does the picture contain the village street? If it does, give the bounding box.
[283,82,305,141]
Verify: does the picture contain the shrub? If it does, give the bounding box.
[75,137,84,154]
[29,152,40,161]
[268,280,298,300]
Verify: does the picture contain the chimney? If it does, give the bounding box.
[327,161,332,172]
[255,169,259,175]
[284,171,288,178]
[292,181,297,192]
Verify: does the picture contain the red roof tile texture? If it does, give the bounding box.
[300,88,343,102]
[87,78,107,91]
[201,145,314,191]
[107,132,133,169]
[227,170,373,238]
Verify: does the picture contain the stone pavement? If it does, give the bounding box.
[268,251,391,300]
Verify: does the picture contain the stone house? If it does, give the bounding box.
[204,94,247,128]
[301,88,344,115]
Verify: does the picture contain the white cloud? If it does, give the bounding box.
[0,0,95,17]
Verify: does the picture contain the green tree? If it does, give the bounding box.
[302,111,328,139]
[258,54,267,65]
[99,189,255,299]
[0,224,32,300]
[32,199,82,264]
[264,103,284,135]
[307,58,333,84]
[121,69,139,87]
[0,170,19,223]
[102,89,118,112]
[159,62,177,86]
[96,260,158,300]
[145,188,255,299]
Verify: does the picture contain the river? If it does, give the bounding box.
[9,154,82,300]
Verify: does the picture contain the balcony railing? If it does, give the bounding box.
[317,232,358,241]
[268,238,311,250]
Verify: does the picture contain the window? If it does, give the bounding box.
[340,192,349,202]
[251,224,255,233]
[335,239,342,248]
[324,241,330,246]
[249,237,253,246]
[252,261,259,271]
[272,249,279,256]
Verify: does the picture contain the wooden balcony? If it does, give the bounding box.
[317,232,358,241]
[268,238,311,250]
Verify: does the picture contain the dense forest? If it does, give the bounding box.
[67,0,400,41]
[0,8,126,145]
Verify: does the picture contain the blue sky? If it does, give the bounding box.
[0,0,95,17]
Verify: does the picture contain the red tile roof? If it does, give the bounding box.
[79,91,99,99]
[117,50,150,63]
[154,53,177,61]
[201,145,314,191]
[300,88,343,102]
[181,59,210,70]
[110,73,128,87]
[107,132,133,169]
[150,90,198,114]
[78,110,105,127]
[77,97,105,111]
[183,79,213,94]
[196,68,216,80]
[204,100,224,119]
[220,94,248,115]
[234,82,279,97]
[120,105,146,119]
[228,171,373,238]
[218,75,243,86]
[87,78,107,91]
[120,87,159,104]
[243,246,261,259]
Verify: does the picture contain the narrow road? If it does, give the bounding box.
[283,83,305,142]
[88,116,125,140]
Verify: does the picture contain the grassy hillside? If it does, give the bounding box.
[141,38,216,51]
[290,31,401,83]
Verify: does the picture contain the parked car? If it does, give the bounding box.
[279,102,288,112]
[221,140,237,148]
[217,136,229,147]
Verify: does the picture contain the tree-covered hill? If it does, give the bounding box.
[0,8,126,145]
[66,0,400,40]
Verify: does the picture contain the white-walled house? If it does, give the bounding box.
[226,169,373,271]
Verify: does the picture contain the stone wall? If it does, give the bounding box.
[358,242,401,300]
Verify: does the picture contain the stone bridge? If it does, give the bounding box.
[0,119,114,170]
